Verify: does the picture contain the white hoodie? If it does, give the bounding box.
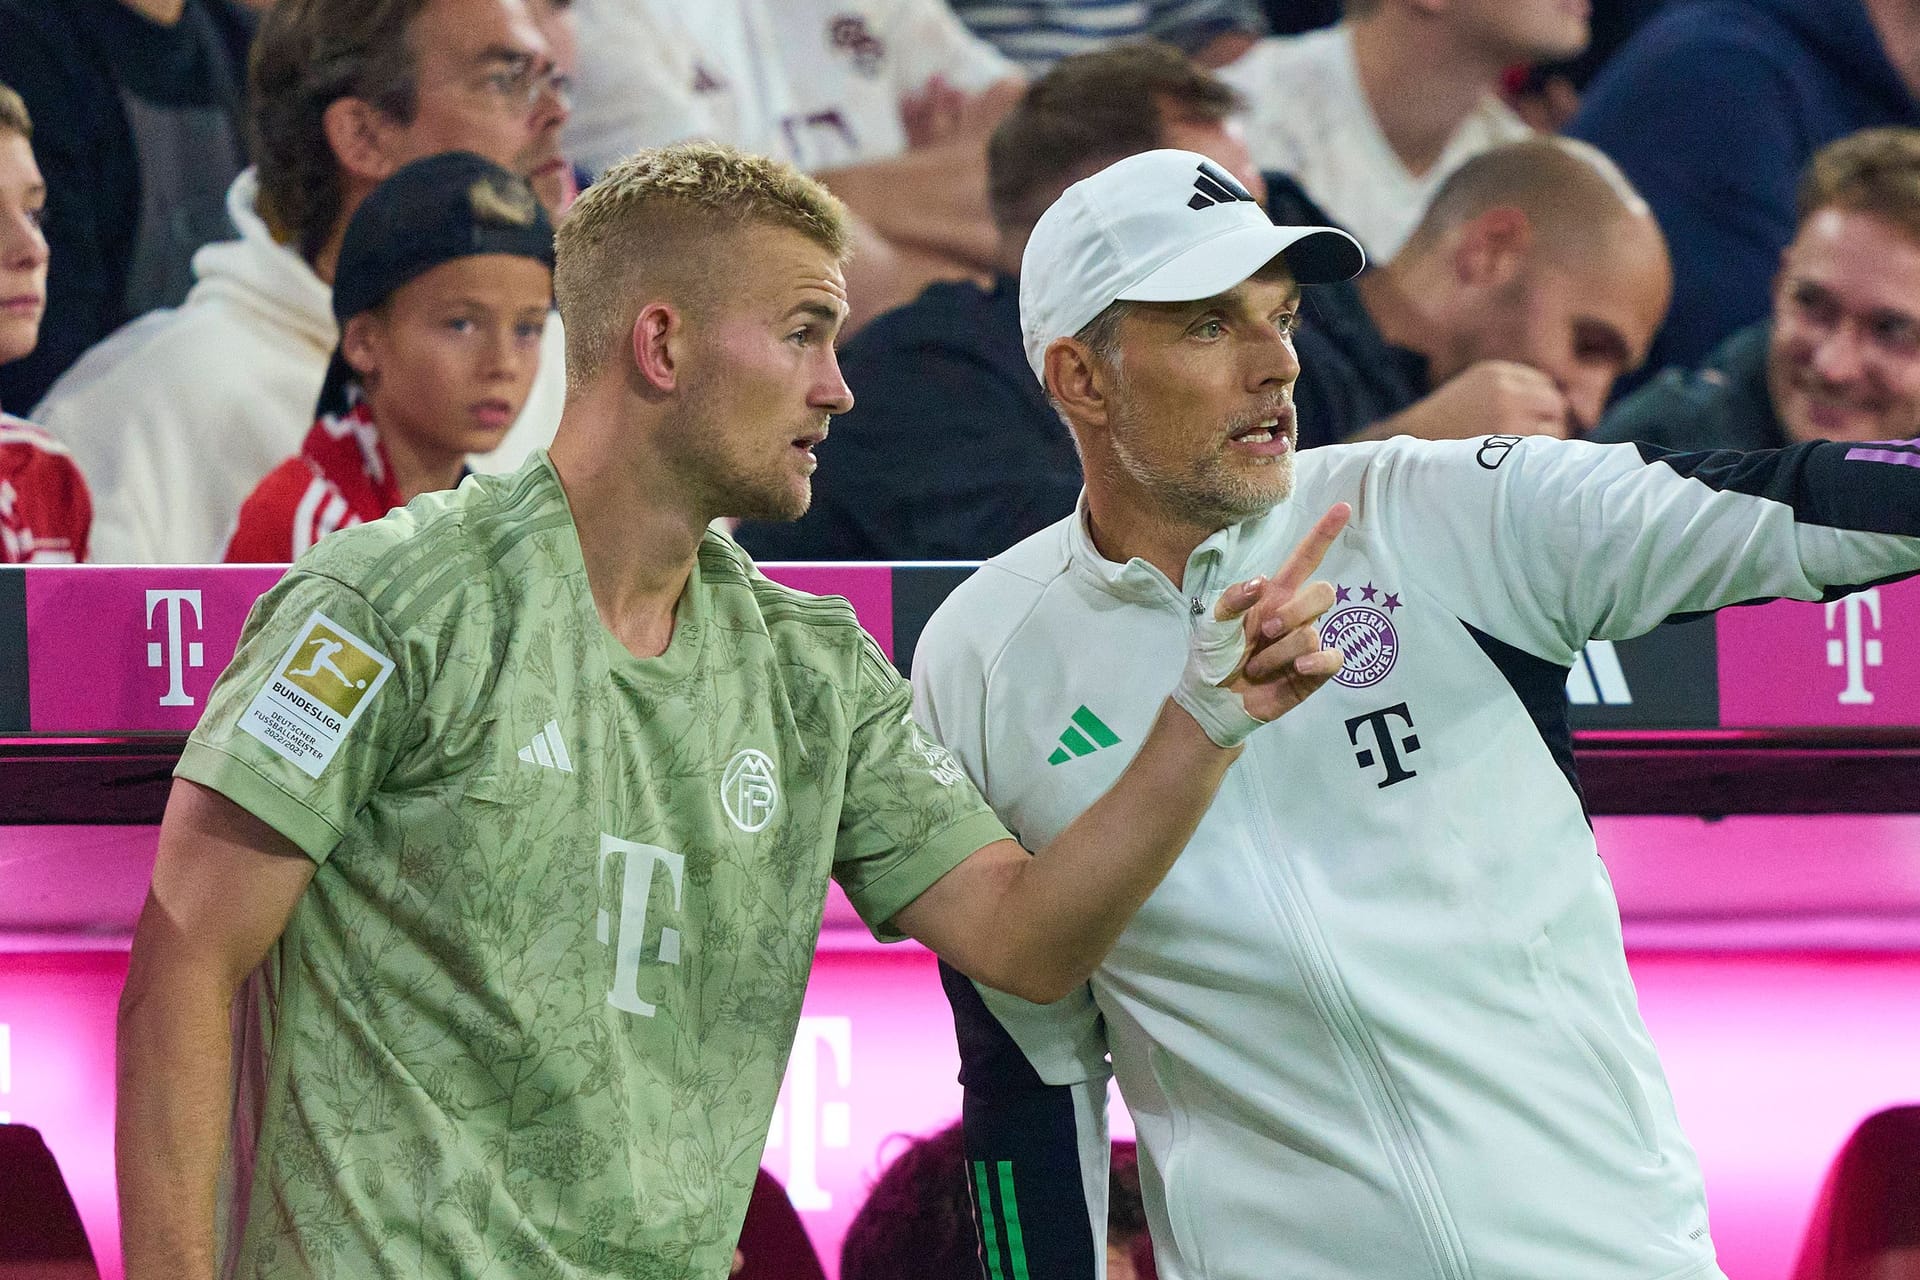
[913,435,1920,1280]
[33,170,565,564]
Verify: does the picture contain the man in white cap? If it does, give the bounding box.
[911,147,1920,1280]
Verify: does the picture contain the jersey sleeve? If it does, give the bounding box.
[832,635,1012,939]
[173,569,423,861]
[1369,435,1920,663]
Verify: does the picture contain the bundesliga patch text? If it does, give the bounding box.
[239,610,395,778]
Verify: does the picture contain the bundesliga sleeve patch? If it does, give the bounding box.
[238,610,396,778]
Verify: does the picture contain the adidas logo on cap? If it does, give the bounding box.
[1187,159,1256,211]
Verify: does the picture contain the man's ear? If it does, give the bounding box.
[1045,337,1113,432]
[322,96,404,185]
[1450,205,1534,290]
[631,302,682,392]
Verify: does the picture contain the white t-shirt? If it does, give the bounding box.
[1221,23,1532,258]
[567,0,1016,176]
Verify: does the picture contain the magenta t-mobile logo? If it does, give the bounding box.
[1,1022,11,1123]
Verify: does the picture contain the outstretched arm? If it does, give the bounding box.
[892,504,1349,1003]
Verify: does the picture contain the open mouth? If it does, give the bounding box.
[1227,410,1293,458]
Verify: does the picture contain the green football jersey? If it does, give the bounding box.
[175,456,1009,1280]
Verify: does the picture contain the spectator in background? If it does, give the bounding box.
[1303,136,1671,443]
[737,53,1664,564]
[0,0,254,412]
[838,1121,1152,1280]
[527,0,584,217]
[734,39,1271,562]
[1220,0,1583,259]
[0,84,91,564]
[1596,128,1920,452]
[225,153,553,562]
[949,0,1268,73]
[565,0,1026,329]
[30,0,572,564]
[1570,0,1920,392]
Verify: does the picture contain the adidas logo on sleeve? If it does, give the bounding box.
[518,719,574,772]
[1046,706,1121,765]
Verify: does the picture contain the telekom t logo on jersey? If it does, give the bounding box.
[1826,589,1884,705]
[146,588,207,707]
[598,836,684,1019]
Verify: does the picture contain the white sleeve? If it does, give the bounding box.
[566,0,716,176]
[1365,435,1920,664]
[888,0,1019,95]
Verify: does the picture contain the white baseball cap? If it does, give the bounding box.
[1019,148,1367,379]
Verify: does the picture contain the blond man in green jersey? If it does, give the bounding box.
[115,142,1347,1280]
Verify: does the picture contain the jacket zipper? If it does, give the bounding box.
[1237,771,1475,1280]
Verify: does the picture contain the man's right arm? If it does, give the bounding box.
[117,780,316,1280]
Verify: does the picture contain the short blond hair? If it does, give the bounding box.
[555,142,852,396]
[0,82,31,140]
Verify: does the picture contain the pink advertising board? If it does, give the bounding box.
[758,563,895,661]
[1717,577,1920,727]
[18,564,892,733]
[26,567,287,733]
[8,945,1920,1280]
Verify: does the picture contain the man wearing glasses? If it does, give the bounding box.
[30,0,573,564]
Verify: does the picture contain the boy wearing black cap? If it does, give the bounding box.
[224,152,554,562]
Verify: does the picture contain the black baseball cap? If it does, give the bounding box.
[318,152,556,415]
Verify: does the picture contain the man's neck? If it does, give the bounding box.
[1082,475,1219,590]
[118,0,187,25]
[371,416,466,504]
[547,394,711,661]
[1347,13,1508,178]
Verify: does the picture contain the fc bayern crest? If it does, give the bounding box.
[1324,582,1404,689]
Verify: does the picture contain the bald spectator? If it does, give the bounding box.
[1220,0,1583,258]
[0,0,255,411]
[565,0,1026,328]
[737,58,1669,564]
[31,0,572,564]
[1571,0,1920,391]
[1597,127,1920,451]
[1316,136,1672,443]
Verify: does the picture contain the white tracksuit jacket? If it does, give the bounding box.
[910,434,1920,1280]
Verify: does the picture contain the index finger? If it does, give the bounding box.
[1270,502,1350,596]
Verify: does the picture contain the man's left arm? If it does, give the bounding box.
[1374,436,1920,661]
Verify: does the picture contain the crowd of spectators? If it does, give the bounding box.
[0,0,1916,571]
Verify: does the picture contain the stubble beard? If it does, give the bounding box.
[1107,390,1294,532]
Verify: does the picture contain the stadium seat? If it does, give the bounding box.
[1792,1106,1920,1280]
[0,1124,98,1279]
